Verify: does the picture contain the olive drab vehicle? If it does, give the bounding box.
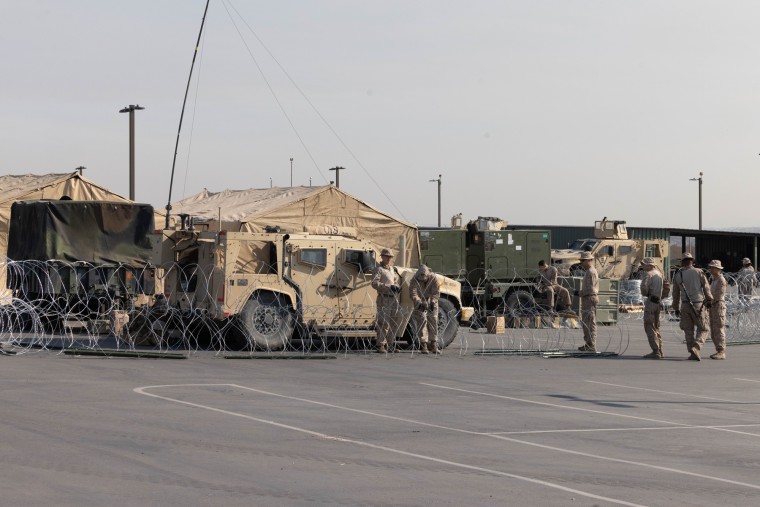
[148,226,470,350]
[420,216,552,319]
[551,218,668,280]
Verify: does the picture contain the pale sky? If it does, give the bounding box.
[2,1,759,230]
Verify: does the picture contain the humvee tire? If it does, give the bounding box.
[437,298,459,348]
[239,292,295,351]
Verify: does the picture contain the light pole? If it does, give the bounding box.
[119,104,144,201]
[689,171,703,230]
[329,166,345,188]
[429,174,442,227]
[290,157,294,187]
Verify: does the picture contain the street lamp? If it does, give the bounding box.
[689,172,703,230]
[290,157,294,187]
[329,166,345,188]
[429,174,442,227]
[119,104,145,201]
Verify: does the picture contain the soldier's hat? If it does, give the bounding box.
[742,257,752,265]
[707,259,724,270]
[579,252,594,261]
[682,252,694,260]
[380,248,394,257]
[640,257,655,266]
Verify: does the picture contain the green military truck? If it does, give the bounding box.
[420,216,618,326]
[420,217,552,322]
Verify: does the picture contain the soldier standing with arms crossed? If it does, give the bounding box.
[707,260,727,360]
[410,264,441,354]
[576,251,598,352]
[671,253,713,361]
[640,257,664,359]
[371,248,401,353]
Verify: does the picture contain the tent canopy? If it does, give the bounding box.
[172,185,420,267]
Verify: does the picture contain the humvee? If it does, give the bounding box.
[147,227,472,350]
[551,218,668,280]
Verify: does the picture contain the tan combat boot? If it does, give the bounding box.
[710,350,726,360]
[428,340,441,354]
[418,342,429,354]
[375,343,388,354]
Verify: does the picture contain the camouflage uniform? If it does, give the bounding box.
[410,265,440,353]
[672,266,713,358]
[371,261,401,350]
[709,271,727,355]
[737,264,756,298]
[538,265,571,310]
[580,264,599,350]
[640,267,663,356]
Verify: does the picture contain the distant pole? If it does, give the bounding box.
[270,177,273,188]
[290,157,294,187]
[429,174,442,227]
[309,177,312,187]
[689,172,703,230]
[119,104,144,201]
[76,166,86,176]
[329,166,345,188]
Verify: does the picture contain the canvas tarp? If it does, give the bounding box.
[0,172,133,299]
[7,201,154,266]
[171,185,420,267]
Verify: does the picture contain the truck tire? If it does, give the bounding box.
[239,293,295,351]
[402,298,459,349]
[437,298,459,348]
[505,290,536,315]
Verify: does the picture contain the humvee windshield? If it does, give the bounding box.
[569,239,597,251]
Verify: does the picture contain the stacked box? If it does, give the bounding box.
[486,315,506,334]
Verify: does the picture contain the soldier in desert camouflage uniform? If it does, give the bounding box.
[671,253,713,361]
[737,257,757,299]
[410,264,441,354]
[640,257,664,359]
[537,260,573,313]
[707,259,727,360]
[371,248,401,353]
[576,251,598,352]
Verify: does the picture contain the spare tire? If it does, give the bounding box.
[505,290,536,315]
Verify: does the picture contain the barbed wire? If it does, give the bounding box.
[1,260,758,357]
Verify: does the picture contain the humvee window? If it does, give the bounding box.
[344,250,375,273]
[300,248,327,268]
[619,245,633,255]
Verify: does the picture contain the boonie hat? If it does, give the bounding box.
[707,259,724,270]
[742,257,752,265]
[640,257,655,266]
[682,252,694,260]
[580,252,594,261]
[380,248,394,257]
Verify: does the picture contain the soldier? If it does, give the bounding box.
[707,260,727,360]
[737,257,757,299]
[671,253,713,361]
[575,251,598,352]
[537,260,573,314]
[410,264,441,354]
[371,248,401,353]
[639,257,663,359]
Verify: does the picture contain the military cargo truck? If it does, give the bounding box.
[6,200,160,331]
[146,227,471,350]
[420,217,552,320]
[551,218,668,280]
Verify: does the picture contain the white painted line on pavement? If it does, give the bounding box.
[422,382,760,491]
[134,383,645,507]
[493,423,760,435]
[586,380,755,403]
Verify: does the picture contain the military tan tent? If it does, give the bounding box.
[171,185,420,267]
[0,172,132,299]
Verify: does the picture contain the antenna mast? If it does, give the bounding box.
[165,0,211,229]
